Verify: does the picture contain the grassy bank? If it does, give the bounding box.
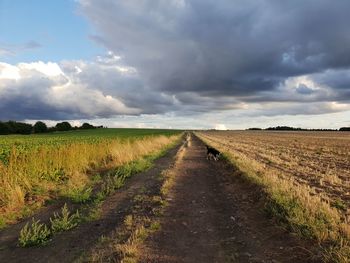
[17,135,183,248]
[84,134,189,262]
[0,129,181,228]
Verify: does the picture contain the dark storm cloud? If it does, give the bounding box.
[80,0,350,102]
[241,102,350,117]
[1,0,350,122]
[313,69,350,91]
[0,73,76,120]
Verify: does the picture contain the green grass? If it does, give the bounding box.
[95,158,155,203]
[63,187,93,204]
[0,128,181,166]
[0,218,6,229]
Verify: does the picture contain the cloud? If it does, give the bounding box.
[214,124,227,130]
[242,102,350,117]
[23,41,42,49]
[78,0,350,110]
[296,84,314,95]
[0,59,139,120]
[0,40,42,59]
[0,48,15,58]
[1,1,350,123]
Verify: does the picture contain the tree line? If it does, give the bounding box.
[0,121,103,135]
[247,126,350,131]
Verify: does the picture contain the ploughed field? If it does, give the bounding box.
[0,128,181,228]
[199,131,350,213]
[197,130,350,261]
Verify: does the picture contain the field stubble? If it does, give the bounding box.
[197,131,350,262]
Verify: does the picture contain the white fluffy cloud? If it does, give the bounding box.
[0,57,140,120]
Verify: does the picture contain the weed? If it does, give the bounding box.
[50,204,80,233]
[124,215,134,229]
[18,219,51,247]
[91,173,102,183]
[150,221,161,231]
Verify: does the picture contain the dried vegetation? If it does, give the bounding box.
[197,131,350,262]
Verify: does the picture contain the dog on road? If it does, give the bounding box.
[206,145,220,161]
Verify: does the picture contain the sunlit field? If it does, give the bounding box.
[0,128,181,227]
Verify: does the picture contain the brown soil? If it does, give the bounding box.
[139,134,319,263]
[0,141,183,263]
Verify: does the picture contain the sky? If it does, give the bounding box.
[0,0,349,130]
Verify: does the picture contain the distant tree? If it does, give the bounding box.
[33,121,48,133]
[5,121,16,134]
[80,123,95,129]
[264,126,339,131]
[266,126,301,131]
[55,122,72,131]
[17,122,33,134]
[47,127,57,133]
[5,121,32,134]
[339,127,350,131]
[247,128,262,130]
[0,122,10,135]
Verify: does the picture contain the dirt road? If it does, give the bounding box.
[139,134,317,263]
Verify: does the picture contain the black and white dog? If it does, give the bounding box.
[206,145,221,161]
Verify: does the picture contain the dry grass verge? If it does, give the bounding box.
[84,134,189,262]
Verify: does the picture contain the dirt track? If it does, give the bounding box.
[0,134,318,262]
[139,134,317,263]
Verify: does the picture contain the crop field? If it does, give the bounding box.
[0,128,181,227]
[197,131,350,261]
[1,130,349,262]
[0,128,180,164]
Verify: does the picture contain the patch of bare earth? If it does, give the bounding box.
[139,134,319,263]
[0,141,183,263]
